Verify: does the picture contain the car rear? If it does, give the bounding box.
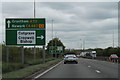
[64,55,78,64]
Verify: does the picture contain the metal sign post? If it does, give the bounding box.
[21,46,24,64]
[34,46,36,63]
[6,18,46,64]
[6,46,9,64]
[43,45,45,64]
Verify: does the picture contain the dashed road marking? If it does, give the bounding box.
[88,66,91,68]
[95,70,101,73]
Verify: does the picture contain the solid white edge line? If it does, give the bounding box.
[34,60,63,79]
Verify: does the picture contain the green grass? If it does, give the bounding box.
[2,57,56,73]
[2,59,61,79]
[2,63,25,73]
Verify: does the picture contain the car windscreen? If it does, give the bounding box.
[65,55,76,58]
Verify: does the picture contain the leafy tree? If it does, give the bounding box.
[46,38,65,52]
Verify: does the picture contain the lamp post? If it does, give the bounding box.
[33,0,36,63]
[80,39,82,50]
[113,31,114,48]
[51,19,54,57]
[83,39,85,51]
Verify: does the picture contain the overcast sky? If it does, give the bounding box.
[1,1,119,49]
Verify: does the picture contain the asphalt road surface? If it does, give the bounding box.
[36,58,118,78]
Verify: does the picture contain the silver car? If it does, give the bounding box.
[64,54,78,64]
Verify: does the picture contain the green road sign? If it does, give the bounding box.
[50,50,63,54]
[6,18,45,29]
[49,46,63,54]
[6,18,46,46]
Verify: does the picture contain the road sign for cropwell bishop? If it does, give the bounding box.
[6,18,45,46]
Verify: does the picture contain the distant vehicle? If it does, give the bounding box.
[109,54,118,62]
[91,51,97,58]
[64,54,78,64]
[109,54,118,59]
[64,52,76,57]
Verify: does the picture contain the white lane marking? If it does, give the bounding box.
[34,60,63,79]
[88,66,91,68]
[95,70,101,73]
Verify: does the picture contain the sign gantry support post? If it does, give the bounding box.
[6,18,46,64]
[33,0,36,63]
[21,46,24,64]
[6,46,9,65]
[33,0,45,64]
[43,45,45,64]
[33,42,36,63]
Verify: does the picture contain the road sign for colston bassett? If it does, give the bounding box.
[6,18,46,46]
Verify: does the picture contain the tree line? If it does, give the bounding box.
[71,47,120,57]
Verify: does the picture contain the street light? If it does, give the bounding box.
[80,39,82,50]
[51,19,54,56]
[113,31,114,48]
[33,0,36,63]
[83,39,85,51]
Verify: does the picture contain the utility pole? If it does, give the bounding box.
[33,0,45,63]
[52,19,54,57]
[55,32,57,58]
[33,0,36,63]
[34,0,35,18]
[113,31,114,48]
[80,39,82,55]
[80,39,82,50]
[83,39,85,51]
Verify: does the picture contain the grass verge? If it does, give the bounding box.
[2,57,56,73]
[2,59,62,79]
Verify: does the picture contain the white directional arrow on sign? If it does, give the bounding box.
[37,35,44,40]
[7,20,11,28]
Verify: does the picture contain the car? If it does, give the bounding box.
[109,54,118,58]
[64,54,78,64]
[109,54,118,62]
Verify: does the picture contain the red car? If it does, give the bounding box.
[109,54,118,62]
[109,54,118,58]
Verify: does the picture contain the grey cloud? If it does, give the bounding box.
[1,2,118,49]
[37,2,74,11]
[36,2,118,25]
[2,2,34,17]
